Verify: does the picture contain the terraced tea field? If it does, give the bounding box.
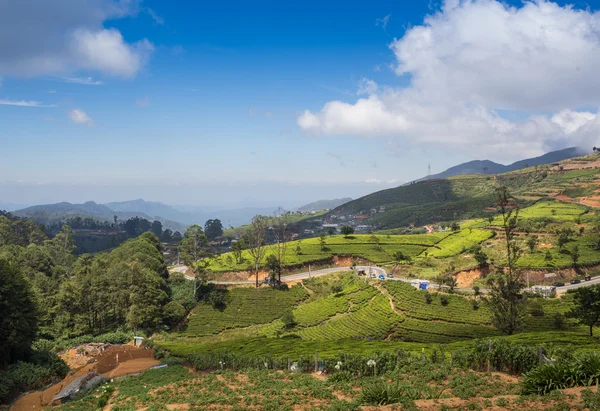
[183,285,308,336]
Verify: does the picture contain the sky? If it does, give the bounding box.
[2,0,600,208]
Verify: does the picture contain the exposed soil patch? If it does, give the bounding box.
[539,243,553,249]
[10,345,156,411]
[455,268,482,288]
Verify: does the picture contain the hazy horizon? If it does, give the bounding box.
[3,1,600,210]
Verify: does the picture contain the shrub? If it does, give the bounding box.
[281,311,297,329]
[0,351,69,404]
[331,285,343,294]
[470,339,539,375]
[440,295,449,306]
[207,289,228,309]
[472,300,480,310]
[361,379,417,406]
[521,353,600,395]
[425,293,433,304]
[328,371,353,383]
[528,300,545,317]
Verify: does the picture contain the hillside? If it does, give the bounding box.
[14,201,187,232]
[324,152,600,230]
[415,146,584,182]
[296,197,352,212]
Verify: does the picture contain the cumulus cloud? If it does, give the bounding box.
[0,99,55,107]
[69,109,94,126]
[357,78,378,96]
[298,0,600,160]
[0,0,154,78]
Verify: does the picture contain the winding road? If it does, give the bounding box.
[169,264,600,293]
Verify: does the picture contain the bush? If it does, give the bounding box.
[281,311,297,329]
[425,293,433,304]
[0,351,69,404]
[470,339,539,375]
[528,300,545,317]
[328,371,353,383]
[361,379,418,406]
[440,295,449,306]
[207,289,228,309]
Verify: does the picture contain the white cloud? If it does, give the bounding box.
[375,14,391,29]
[60,76,103,85]
[145,8,164,25]
[0,1,154,78]
[136,96,149,106]
[0,99,55,107]
[298,0,600,160]
[357,78,378,96]
[69,109,94,126]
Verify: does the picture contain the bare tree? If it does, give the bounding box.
[245,215,269,288]
[271,208,292,283]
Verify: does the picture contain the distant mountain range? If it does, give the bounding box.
[8,197,352,232]
[296,198,352,212]
[415,147,586,182]
[13,201,187,232]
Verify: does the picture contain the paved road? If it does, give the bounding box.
[169,264,600,292]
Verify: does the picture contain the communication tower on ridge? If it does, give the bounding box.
[427,163,431,179]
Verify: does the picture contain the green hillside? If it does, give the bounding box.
[324,155,600,230]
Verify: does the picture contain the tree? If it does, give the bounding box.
[341,226,355,237]
[473,245,489,267]
[160,228,173,243]
[0,258,38,367]
[178,225,209,297]
[245,215,269,288]
[231,238,246,264]
[204,219,224,241]
[450,221,460,231]
[571,245,580,269]
[271,209,291,282]
[151,220,163,238]
[568,285,600,336]
[544,250,553,265]
[527,235,539,254]
[444,276,457,292]
[557,228,572,251]
[319,233,327,251]
[487,186,526,335]
[172,231,183,242]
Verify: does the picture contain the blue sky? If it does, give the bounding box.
[1,0,600,207]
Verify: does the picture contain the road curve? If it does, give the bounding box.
[169,264,600,292]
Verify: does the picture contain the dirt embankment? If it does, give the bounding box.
[10,345,158,411]
[455,268,483,288]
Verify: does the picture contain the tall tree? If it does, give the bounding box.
[271,209,291,282]
[178,225,209,297]
[204,219,224,241]
[231,237,246,264]
[0,258,38,367]
[568,285,600,336]
[151,220,163,238]
[245,215,269,288]
[487,186,526,335]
